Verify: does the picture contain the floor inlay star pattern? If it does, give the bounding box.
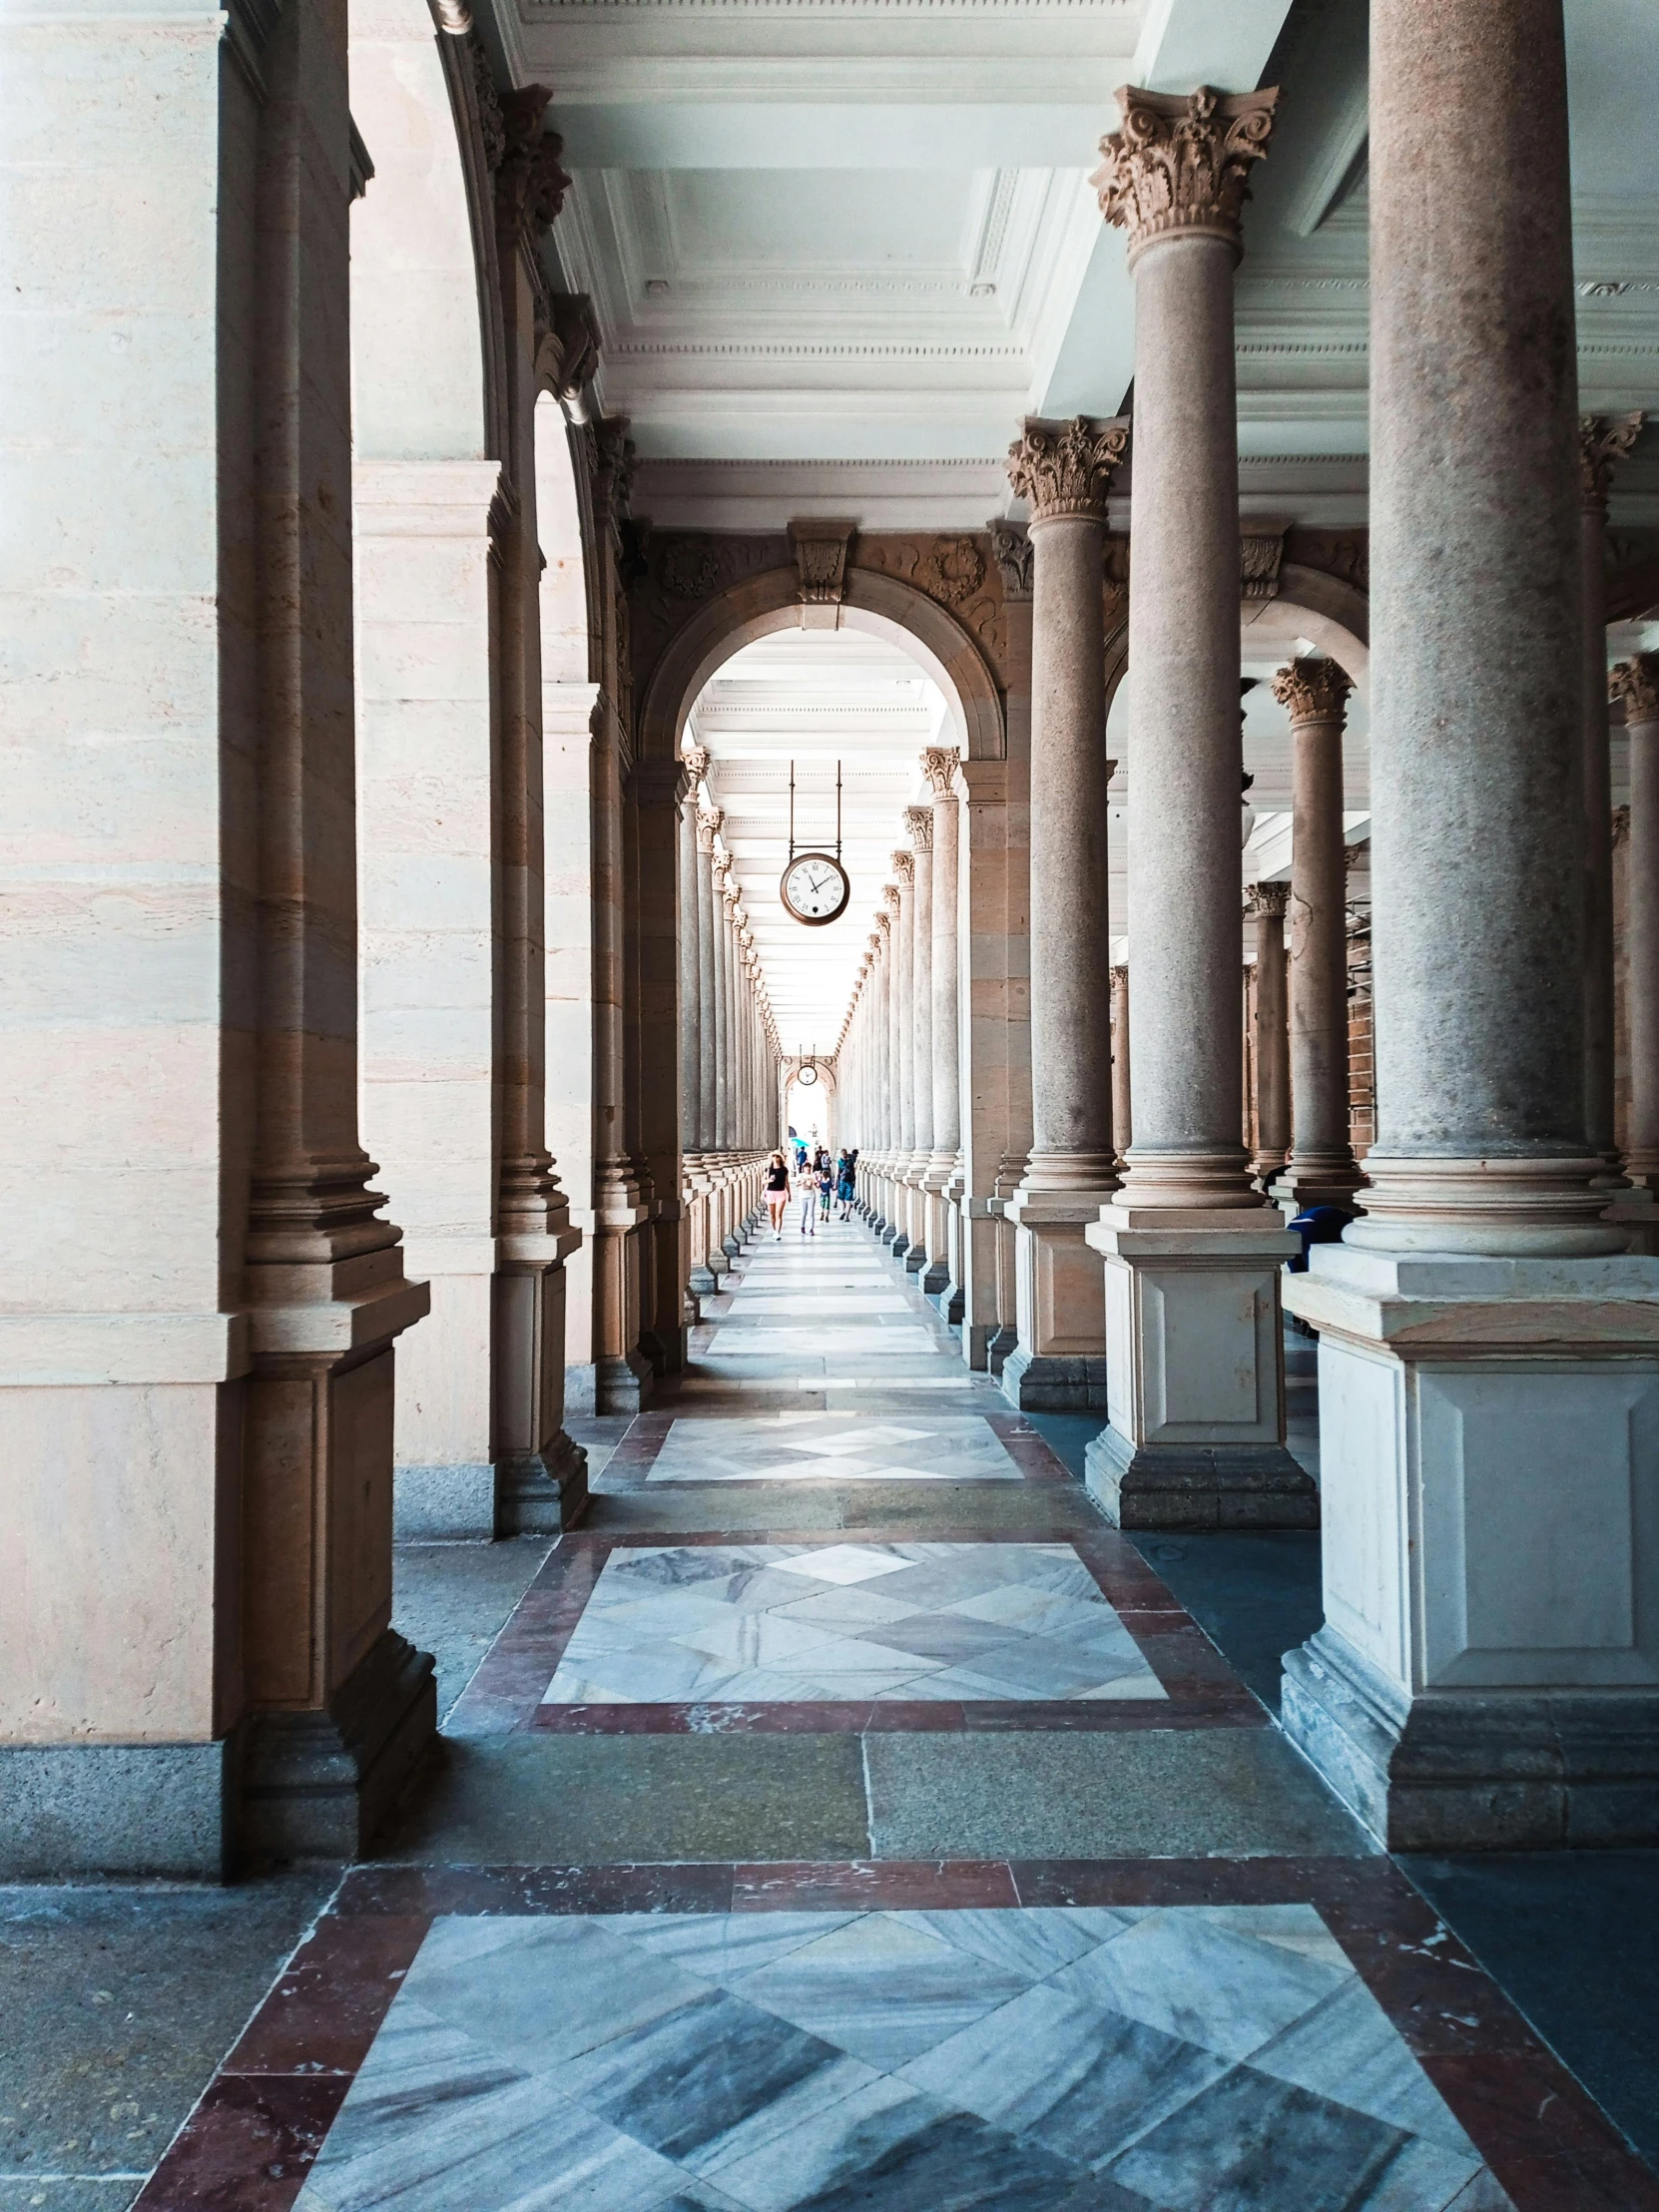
[539,1541,1167,1705]
[291,1905,1513,2212]
[643,1412,1022,1484]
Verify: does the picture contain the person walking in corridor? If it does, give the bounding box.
[765,1150,791,1238]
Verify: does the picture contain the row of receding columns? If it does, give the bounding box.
[677,748,777,1304]
[842,751,964,1312]
[959,14,1659,1851]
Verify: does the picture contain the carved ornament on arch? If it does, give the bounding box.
[495,86,571,248]
[1092,84,1279,267]
[988,521,1033,601]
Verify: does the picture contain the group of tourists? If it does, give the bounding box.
[765,1142,858,1237]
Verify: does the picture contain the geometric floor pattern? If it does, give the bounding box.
[644,1412,1022,1483]
[292,1906,1514,2211]
[540,1540,1168,1705]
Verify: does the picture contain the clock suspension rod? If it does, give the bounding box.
[835,760,842,862]
[788,761,796,864]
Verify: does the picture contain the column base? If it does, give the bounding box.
[1000,1343,1108,1410]
[986,1322,1018,1377]
[596,1348,655,1413]
[1270,1163,1366,1216]
[1282,1625,1659,1850]
[0,1738,239,1880]
[930,1279,963,1323]
[240,1627,436,1863]
[689,1259,726,1295]
[497,1429,590,1534]
[393,1433,590,1538]
[1083,1424,1317,1529]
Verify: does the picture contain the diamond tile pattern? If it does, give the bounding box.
[293,1907,1514,2211]
[539,1542,1166,1705]
[645,1413,1021,1484]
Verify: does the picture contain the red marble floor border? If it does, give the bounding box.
[444,1527,1254,1738]
[139,1855,1659,2211]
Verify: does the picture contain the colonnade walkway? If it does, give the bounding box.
[82,1218,1651,2209]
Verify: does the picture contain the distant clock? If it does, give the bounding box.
[781,850,850,926]
[798,1062,819,1086]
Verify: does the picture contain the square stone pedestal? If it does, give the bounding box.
[1000,1191,1110,1409]
[1281,1244,1659,1850]
[1083,1208,1312,1528]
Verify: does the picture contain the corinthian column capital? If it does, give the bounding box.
[890,851,914,886]
[682,743,712,785]
[904,806,932,851]
[875,910,892,939]
[1272,655,1353,723]
[1612,653,1659,726]
[1245,880,1291,920]
[696,809,720,854]
[1007,414,1129,523]
[1091,84,1279,267]
[1579,411,1645,507]
[920,746,960,798]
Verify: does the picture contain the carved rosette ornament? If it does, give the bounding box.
[1245,881,1291,920]
[923,536,987,607]
[920,747,960,799]
[1006,415,1129,524]
[1272,656,1353,723]
[1091,84,1279,267]
[1579,412,1646,509]
[904,806,932,851]
[1612,654,1659,727]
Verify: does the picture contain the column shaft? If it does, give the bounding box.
[1247,888,1291,1180]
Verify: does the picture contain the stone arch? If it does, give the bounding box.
[1102,573,1371,721]
[637,563,1007,766]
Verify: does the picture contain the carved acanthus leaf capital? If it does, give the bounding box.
[1245,881,1291,920]
[1092,84,1279,267]
[1007,415,1129,524]
[1580,412,1646,507]
[890,851,914,885]
[875,910,892,938]
[868,931,884,954]
[920,746,960,799]
[682,744,712,786]
[1614,805,1632,849]
[904,806,932,850]
[1272,655,1353,723]
[1612,653,1659,726]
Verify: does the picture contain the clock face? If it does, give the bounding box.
[781,850,849,926]
[798,1063,819,1086]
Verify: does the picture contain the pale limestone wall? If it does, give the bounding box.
[0,8,255,1740]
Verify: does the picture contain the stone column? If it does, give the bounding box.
[1000,417,1126,1407]
[886,872,914,1249]
[694,809,726,1287]
[1084,85,1307,1524]
[1614,657,1659,1191]
[633,757,689,1376]
[1582,416,1646,1171]
[904,809,936,1276]
[1271,657,1362,1212]
[1246,886,1291,1183]
[719,864,745,1257]
[679,754,716,1302]
[1110,965,1132,1163]
[1282,0,1659,1852]
[877,906,898,1231]
[924,749,964,1317]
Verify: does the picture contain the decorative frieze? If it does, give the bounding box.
[1241,529,1286,602]
[1006,415,1129,523]
[1272,655,1354,722]
[1091,85,1279,267]
[495,87,570,247]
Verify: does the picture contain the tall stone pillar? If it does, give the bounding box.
[719,862,745,1258]
[1271,657,1362,1212]
[1246,886,1291,1183]
[865,927,888,1224]
[1084,86,1307,1524]
[1581,416,1646,1171]
[679,756,715,1303]
[1001,416,1125,1407]
[1109,965,1132,1164]
[1614,658,1659,1192]
[633,757,689,1376]
[925,750,964,1317]
[904,811,935,1275]
[694,809,726,1287]
[884,874,912,1249]
[1283,0,1659,1850]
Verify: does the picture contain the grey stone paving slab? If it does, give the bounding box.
[377,1735,871,1865]
[0,1875,333,2209]
[393,1534,556,1724]
[864,1731,1377,1862]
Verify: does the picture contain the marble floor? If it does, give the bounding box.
[118,1214,1659,2212]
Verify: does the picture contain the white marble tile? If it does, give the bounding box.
[541,1543,1166,1706]
[301,1907,1510,2212]
[643,1415,1019,1486]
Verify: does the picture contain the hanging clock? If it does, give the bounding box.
[779,758,849,926]
[781,851,850,926]
[797,1061,820,1086]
